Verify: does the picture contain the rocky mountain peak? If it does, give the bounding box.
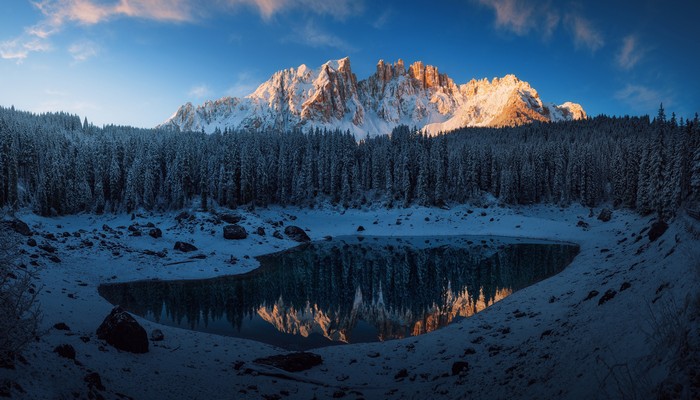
[159,56,586,138]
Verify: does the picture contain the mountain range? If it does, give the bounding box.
[159,57,586,137]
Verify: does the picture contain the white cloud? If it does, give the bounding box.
[372,8,392,29]
[569,14,604,52]
[225,72,260,97]
[2,0,365,62]
[0,37,52,62]
[224,0,363,20]
[188,84,212,99]
[69,40,99,62]
[476,0,536,35]
[615,84,670,112]
[284,22,355,52]
[616,35,644,70]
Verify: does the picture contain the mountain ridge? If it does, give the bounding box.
[159,57,586,137]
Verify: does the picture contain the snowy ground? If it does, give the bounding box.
[2,202,699,399]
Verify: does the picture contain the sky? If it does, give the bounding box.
[1,0,699,128]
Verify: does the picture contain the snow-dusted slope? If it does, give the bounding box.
[159,57,586,138]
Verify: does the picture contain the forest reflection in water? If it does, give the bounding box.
[98,236,579,350]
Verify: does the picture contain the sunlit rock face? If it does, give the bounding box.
[98,236,579,350]
[159,58,586,139]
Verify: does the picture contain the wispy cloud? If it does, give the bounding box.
[285,22,356,52]
[0,37,51,62]
[568,14,604,52]
[616,35,644,70]
[68,40,99,62]
[188,84,212,99]
[615,84,670,112]
[226,72,260,98]
[372,8,392,29]
[224,0,363,20]
[476,0,537,35]
[2,0,196,62]
[3,0,365,62]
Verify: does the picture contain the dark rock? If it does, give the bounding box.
[584,290,599,301]
[451,361,469,376]
[38,244,56,253]
[48,255,61,263]
[96,306,149,353]
[272,231,283,240]
[220,213,243,224]
[174,241,197,252]
[253,352,322,372]
[127,225,139,232]
[223,224,248,240]
[53,344,76,360]
[597,208,612,222]
[255,227,266,236]
[148,228,162,238]
[189,253,206,259]
[648,220,669,242]
[284,226,310,242]
[175,211,190,222]
[394,368,408,380]
[620,282,632,291]
[598,289,617,305]
[145,222,155,228]
[53,322,70,331]
[150,329,164,341]
[576,220,589,229]
[84,372,105,391]
[357,225,365,232]
[26,238,37,247]
[0,380,25,396]
[10,219,32,236]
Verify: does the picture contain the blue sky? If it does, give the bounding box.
[1,0,699,128]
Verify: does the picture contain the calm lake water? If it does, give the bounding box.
[98,236,578,350]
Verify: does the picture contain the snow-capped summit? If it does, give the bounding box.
[159,57,586,137]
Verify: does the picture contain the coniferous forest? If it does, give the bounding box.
[1,105,699,218]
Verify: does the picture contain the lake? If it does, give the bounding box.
[98,236,579,350]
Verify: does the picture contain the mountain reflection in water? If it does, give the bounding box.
[98,236,578,350]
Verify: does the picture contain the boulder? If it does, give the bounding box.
[255,227,266,236]
[53,322,71,331]
[648,220,669,242]
[150,329,164,341]
[96,306,149,353]
[253,352,322,372]
[26,238,37,247]
[53,344,76,360]
[219,213,243,224]
[357,225,365,232]
[272,231,283,240]
[451,361,469,376]
[84,372,105,391]
[175,211,190,222]
[11,219,32,236]
[174,241,197,252]
[597,208,612,222]
[284,226,310,242]
[223,224,248,240]
[148,228,162,239]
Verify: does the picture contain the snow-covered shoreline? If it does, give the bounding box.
[3,203,699,399]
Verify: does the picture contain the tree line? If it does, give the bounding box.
[1,105,699,218]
